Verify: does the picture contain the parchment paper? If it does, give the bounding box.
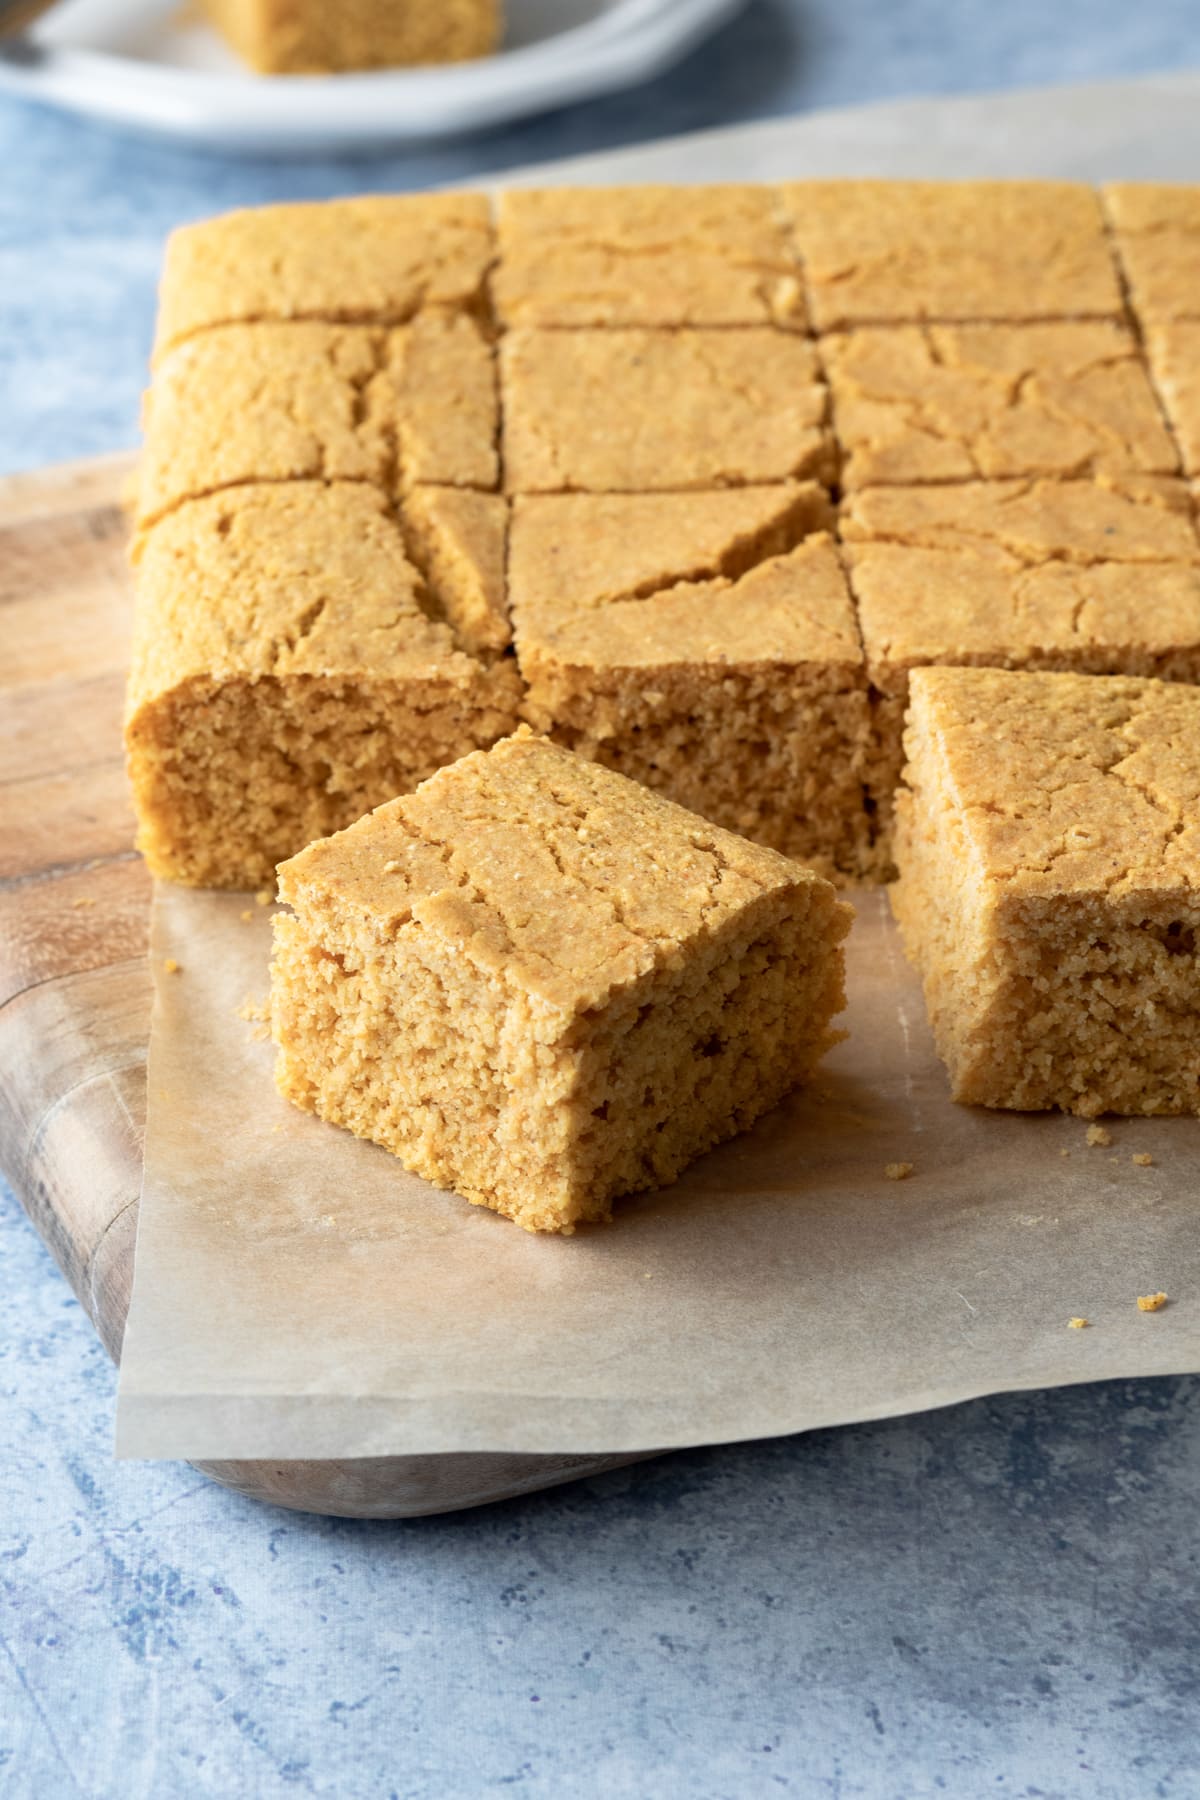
[116,76,1200,1460]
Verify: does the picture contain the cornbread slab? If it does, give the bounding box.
[153,193,495,359]
[500,327,832,492]
[779,180,1125,328]
[823,321,1178,489]
[893,666,1200,1115]
[509,488,879,879]
[138,315,498,531]
[493,185,805,329]
[272,732,850,1233]
[126,483,520,887]
[199,0,499,74]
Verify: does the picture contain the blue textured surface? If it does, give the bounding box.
[5,4,1200,1793]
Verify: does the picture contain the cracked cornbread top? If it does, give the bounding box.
[153,193,495,361]
[277,730,817,1014]
[906,666,1200,897]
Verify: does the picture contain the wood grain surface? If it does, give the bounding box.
[0,454,647,1516]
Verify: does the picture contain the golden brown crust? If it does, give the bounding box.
[780,180,1124,329]
[493,185,805,329]
[1103,183,1200,324]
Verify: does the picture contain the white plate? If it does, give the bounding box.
[0,0,746,152]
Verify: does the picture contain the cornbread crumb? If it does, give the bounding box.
[71,896,96,909]
[1132,1152,1155,1166]
[1086,1125,1113,1147]
[256,890,273,906]
[240,909,254,922]
[271,731,851,1234]
[1137,1292,1169,1312]
[163,958,181,974]
[1068,1317,1089,1329]
[237,993,272,1040]
[884,1162,915,1180]
[1059,1149,1072,1158]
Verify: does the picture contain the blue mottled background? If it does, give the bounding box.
[4,3,1200,1793]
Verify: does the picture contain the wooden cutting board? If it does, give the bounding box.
[0,454,645,1516]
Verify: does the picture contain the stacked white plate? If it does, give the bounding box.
[0,0,747,151]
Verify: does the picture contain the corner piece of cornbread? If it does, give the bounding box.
[493,185,805,329]
[509,486,880,879]
[501,327,832,493]
[822,321,1178,489]
[780,180,1124,330]
[1102,184,1200,324]
[892,666,1200,1117]
[126,483,519,888]
[153,193,495,361]
[272,731,852,1234]
[138,315,498,532]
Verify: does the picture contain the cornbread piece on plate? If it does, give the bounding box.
[510,485,880,879]
[137,315,497,531]
[272,730,852,1234]
[200,0,500,77]
[823,321,1178,489]
[892,666,1200,1116]
[1103,184,1200,324]
[1142,324,1200,474]
[125,483,520,888]
[501,327,832,493]
[843,476,1200,836]
[780,180,1123,330]
[493,185,805,329]
[152,194,495,362]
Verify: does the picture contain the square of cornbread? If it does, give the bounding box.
[126,482,518,889]
[493,185,805,328]
[842,476,1200,838]
[509,486,880,880]
[780,181,1124,330]
[200,0,499,77]
[1143,324,1200,475]
[152,193,494,363]
[1103,184,1200,324]
[137,315,497,532]
[823,321,1178,489]
[501,327,832,492]
[892,666,1200,1116]
[271,730,852,1233]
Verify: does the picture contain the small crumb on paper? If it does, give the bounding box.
[163,958,181,975]
[1067,1317,1089,1330]
[1136,1292,1169,1313]
[884,1162,914,1181]
[240,909,254,923]
[1059,1149,1071,1159]
[71,896,96,909]
[237,993,271,1040]
[1086,1124,1112,1147]
[1132,1153,1154,1167]
[255,889,273,907]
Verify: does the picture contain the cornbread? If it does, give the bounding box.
[493,185,805,329]
[780,181,1124,330]
[152,194,495,362]
[501,328,832,493]
[1103,184,1200,323]
[271,730,851,1233]
[892,666,1200,1116]
[822,322,1178,489]
[200,0,500,76]
[402,486,510,657]
[509,487,878,879]
[843,477,1200,840]
[126,483,520,887]
[138,315,498,532]
[1143,324,1200,474]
